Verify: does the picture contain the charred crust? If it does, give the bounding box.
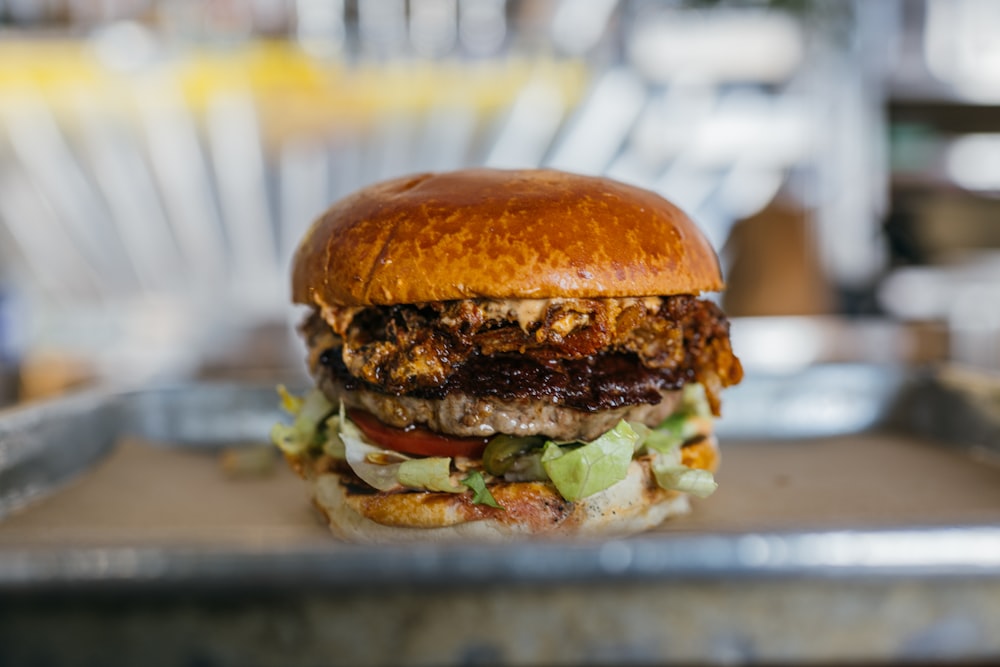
[302,295,741,415]
[318,349,337,367]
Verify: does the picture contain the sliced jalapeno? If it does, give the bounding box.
[482,434,545,476]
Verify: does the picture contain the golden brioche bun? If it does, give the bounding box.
[292,168,723,307]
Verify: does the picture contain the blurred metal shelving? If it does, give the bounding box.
[0,0,889,389]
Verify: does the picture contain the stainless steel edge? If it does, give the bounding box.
[1,367,999,591]
[2,369,1000,665]
[118,382,288,447]
[0,389,122,519]
[715,363,910,440]
[1,525,1000,591]
[0,383,286,519]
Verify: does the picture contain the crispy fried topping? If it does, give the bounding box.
[302,296,742,415]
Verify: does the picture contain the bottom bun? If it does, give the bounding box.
[305,459,696,544]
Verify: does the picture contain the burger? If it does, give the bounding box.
[271,168,742,542]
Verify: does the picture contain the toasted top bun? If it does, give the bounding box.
[292,168,724,307]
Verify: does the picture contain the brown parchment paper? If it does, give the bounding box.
[1,433,999,547]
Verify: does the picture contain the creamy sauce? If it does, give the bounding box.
[322,296,664,334]
[478,299,553,331]
[477,297,663,332]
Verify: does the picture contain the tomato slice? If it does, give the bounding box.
[347,409,490,458]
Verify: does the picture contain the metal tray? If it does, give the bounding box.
[1,364,1000,666]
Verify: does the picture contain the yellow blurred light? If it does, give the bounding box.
[0,39,587,144]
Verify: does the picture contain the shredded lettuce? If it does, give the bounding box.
[652,463,718,498]
[272,383,721,504]
[634,383,713,455]
[641,413,712,455]
[277,385,304,414]
[627,383,720,498]
[398,457,462,493]
[540,420,638,502]
[270,386,335,456]
[682,382,712,418]
[338,412,407,492]
[321,415,347,458]
[462,470,503,508]
[335,409,468,497]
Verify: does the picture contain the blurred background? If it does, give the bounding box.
[0,0,996,404]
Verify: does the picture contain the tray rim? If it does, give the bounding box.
[2,366,1000,590]
[1,524,1000,591]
